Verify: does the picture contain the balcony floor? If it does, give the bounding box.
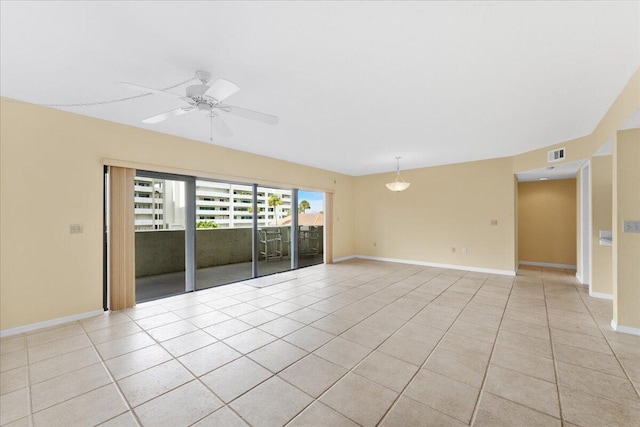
[136,256,324,302]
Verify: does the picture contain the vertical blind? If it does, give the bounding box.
[109,166,136,310]
[324,193,333,264]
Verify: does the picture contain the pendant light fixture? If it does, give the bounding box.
[386,157,411,192]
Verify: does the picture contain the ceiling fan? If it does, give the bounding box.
[118,70,278,138]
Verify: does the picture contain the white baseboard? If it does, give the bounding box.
[575,272,583,284]
[345,255,515,276]
[519,261,577,270]
[333,255,357,263]
[0,309,105,338]
[611,319,640,336]
[589,291,613,300]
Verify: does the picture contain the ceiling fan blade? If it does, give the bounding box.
[143,107,195,124]
[205,79,240,102]
[224,105,279,125]
[211,115,233,137]
[117,82,181,99]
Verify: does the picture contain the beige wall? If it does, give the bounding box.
[0,98,355,330]
[575,171,583,278]
[518,180,577,266]
[591,156,613,296]
[353,157,516,272]
[612,129,640,330]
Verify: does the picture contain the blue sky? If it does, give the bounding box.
[298,190,323,213]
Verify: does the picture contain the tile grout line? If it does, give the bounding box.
[25,333,35,427]
[376,272,502,426]
[177,264,403,426]
[469,270,571,424]
[468,274,517,426]
[288,267,442,425]
[282,266,441,426]
[262,267,438,425]
[103,296,279,425]
[541,271,566,426]
[24,325,92,424]
[79,319,144,427]
[225,263,411,426]
[19,321,136,426]
[573,281,640,400]
[122,304,256,425]
[277,266,445,426]
[80,267,369,426]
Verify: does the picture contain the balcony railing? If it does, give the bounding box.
[135,226,324,278]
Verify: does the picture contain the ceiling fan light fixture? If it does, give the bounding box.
[386,157,411,192]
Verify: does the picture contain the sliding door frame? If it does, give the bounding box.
[252,183,259,277]
[291,189,299,270]
[136,170,196,295]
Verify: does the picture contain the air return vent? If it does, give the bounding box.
[548,147,566,162]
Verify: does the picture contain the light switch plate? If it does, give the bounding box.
[623,220,640,233]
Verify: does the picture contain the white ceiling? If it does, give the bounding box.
[1,1,639,176]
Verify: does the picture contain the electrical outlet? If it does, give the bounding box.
[70,224,83,234]
[452,247,456,253]
[463,248,468,254]
[624,220,640,233]
[491,219,498,226]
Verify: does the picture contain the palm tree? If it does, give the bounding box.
[268,193,283,225]
[298,200,311,214]
[196,220,219,229]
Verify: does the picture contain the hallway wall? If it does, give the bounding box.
[518,179,577,267]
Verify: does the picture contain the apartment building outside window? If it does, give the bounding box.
[134,178,292,231]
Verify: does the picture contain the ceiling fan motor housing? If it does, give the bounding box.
[125,71,276,127]
[186,84,209,98]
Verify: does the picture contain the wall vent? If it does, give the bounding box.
[548,147,566,163]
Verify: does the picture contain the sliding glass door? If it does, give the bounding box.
[129,171,325,302]
[195,180,254,289]
[257,186,293,276]
[296,190,325,268]
[134,174,189,302]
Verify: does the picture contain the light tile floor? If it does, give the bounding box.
[2,260,640,426]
